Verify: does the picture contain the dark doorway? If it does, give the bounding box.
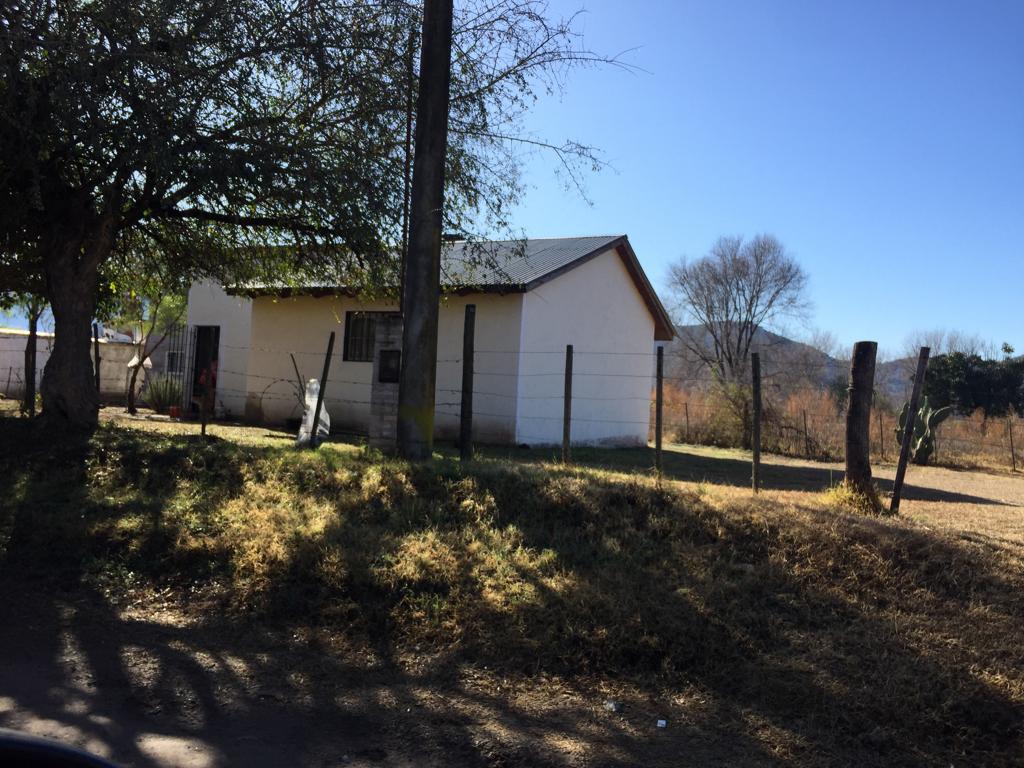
[190,325,220,412]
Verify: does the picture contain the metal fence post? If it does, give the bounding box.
[655,346,664,474]
[1009,417,1017,472]
[878,410,886,462]
[751,352,761,493]
[460,305,475,462]
[803,409,810,458]
[562,344,573,464]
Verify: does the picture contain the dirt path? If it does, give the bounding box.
[645,443,1024,545]
[0,586,752,768]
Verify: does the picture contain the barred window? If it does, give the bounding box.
[343,312,378,362]
[166,350,185,375]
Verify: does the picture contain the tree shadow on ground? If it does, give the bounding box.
[0,419,745,767]
[469,441,1012,506]
[1,417,1021,767]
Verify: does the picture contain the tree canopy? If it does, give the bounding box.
[925,351,1023,417]
[0,0,609,425]
[667,234,809,383]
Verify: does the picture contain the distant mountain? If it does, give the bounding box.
[664,325,914,404]
[874,358,915,406]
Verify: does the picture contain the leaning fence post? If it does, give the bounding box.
[460,305,475,462]
[1009,416,1017,472]
[751,352,762,493]
[310,331,336,449]
[562,344,573,464]
[891,347,930,514]
[655,346,664,474]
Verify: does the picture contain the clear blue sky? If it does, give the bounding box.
[504,0,1023,355]
[4,2,1020,356]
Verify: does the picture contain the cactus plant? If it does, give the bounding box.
[144,375,183,414]
[894,395,954,465]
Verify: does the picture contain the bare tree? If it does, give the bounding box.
[903,328,995,360]
[667,234,809,384]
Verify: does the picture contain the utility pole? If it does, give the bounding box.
[397,0,454,461]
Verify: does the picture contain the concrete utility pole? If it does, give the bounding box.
[397,0,454,460]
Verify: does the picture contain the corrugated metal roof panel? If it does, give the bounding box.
[440,235,624,286]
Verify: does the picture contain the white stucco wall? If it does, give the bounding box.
[185,246,660,445]
[0,329,144,403]
[244,293,523,441]
[186,281,253,418]
[0,329,53,398]
[515,248,656,446]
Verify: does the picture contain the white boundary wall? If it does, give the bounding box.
[0,328,142,403]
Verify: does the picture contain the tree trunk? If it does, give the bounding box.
[126,359,141,414]
[23,307,38,416]
[845,341,878,496]
[41,247,101,429]
[397,0,455,460]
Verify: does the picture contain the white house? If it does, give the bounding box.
[186,235,674,446]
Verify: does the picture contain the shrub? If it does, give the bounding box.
[144,374,183,414]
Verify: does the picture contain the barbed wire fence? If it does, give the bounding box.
[2,323,1021,474]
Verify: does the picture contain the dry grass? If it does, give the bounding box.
[659,385,1021,473]
[822,479,884,515]
[1,413,1023,764]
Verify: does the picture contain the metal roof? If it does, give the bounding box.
[439,235,624,287]
[231,234,675,339]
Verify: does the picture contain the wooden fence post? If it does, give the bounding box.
[1009,417,1017,472]
[845,341,878,497]
[460,305,475,462]
[655,346,664,474]
[891,347,930,514]
[751,352,761,493]
[310,331,336,449]
[93,323,101,394]
[562,344,573,464]
[684,401,690,443]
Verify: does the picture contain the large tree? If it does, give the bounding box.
[0,0,608,427]
[667,234,809,383]
[666,234,809,447]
